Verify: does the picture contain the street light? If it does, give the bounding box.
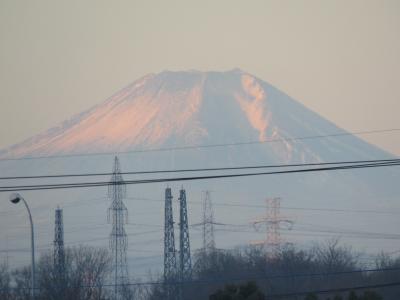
[9,193,35,300]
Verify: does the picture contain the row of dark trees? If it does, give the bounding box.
[0,240,399,300]
[208,281,384,300]
[149,239,400,300]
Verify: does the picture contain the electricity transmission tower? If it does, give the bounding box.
[108,157,129,300]
[252,198,293,258]
[164,187,178,299]
[54,207,65,287]
[201,191,216,253]
[179,188,192,280]
[163,187,192,299]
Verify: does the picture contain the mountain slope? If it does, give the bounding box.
[0,69,390,163]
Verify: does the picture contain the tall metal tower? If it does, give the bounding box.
[265,198,282,254]
[54,207,65,280]
[179,188,192,280]
[202,191,216,253]
[252,198,293,258]
[164,187,178,299]
[108,157,129,300]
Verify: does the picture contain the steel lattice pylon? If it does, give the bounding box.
[163,187,178,299]
[265,198,281,253]
[107,157,129,300]
[179,188,192,281]
[54,207,65,286]
[252,198,293,259]
[202,191,216,253]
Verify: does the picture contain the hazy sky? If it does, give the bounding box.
[0,0,399,154]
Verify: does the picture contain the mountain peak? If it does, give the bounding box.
[0,69,386,163]
[156,68,247,77]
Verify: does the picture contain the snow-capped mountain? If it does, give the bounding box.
[0,69,388,163]
[1,69,399,274]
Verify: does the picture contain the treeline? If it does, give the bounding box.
[0,246,120,300]
[0,240,399,300]
[149,240,400,300]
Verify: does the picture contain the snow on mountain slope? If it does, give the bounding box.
[0,69,389,163]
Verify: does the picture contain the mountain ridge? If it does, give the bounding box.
[0,69,392,164]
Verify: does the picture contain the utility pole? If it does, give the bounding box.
[9,193,35,300]
[164,187,178,300]
[54,207,65,293]
[108,157,129,300]
[5,235,9,269]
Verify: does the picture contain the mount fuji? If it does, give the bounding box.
[0,69,399,273]
[0,69,391,164]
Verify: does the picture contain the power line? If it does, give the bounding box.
[2,197,398,216]
[286,231,400,241]
[267,281,400,299]
[212,202,400,215]
[2,266,400,291]
[214,226,400,241]
[3,222,400,256]
[1,127,400,162]
[2,211,398,244]
[125,196,400,216]
[8,210,399,248]
[0,160,399,192]
[1,158,398,181]
[0,230,163,254]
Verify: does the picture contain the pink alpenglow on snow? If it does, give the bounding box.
[0,69,381,165]
[236,74,270,142]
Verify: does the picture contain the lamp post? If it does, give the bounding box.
[9,193,35,300]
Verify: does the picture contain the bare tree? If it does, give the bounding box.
[14,246,111,300]
[70,246,111,300]
[12,266,31,300]
[314,239,358,272]
[0,262,11,300]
